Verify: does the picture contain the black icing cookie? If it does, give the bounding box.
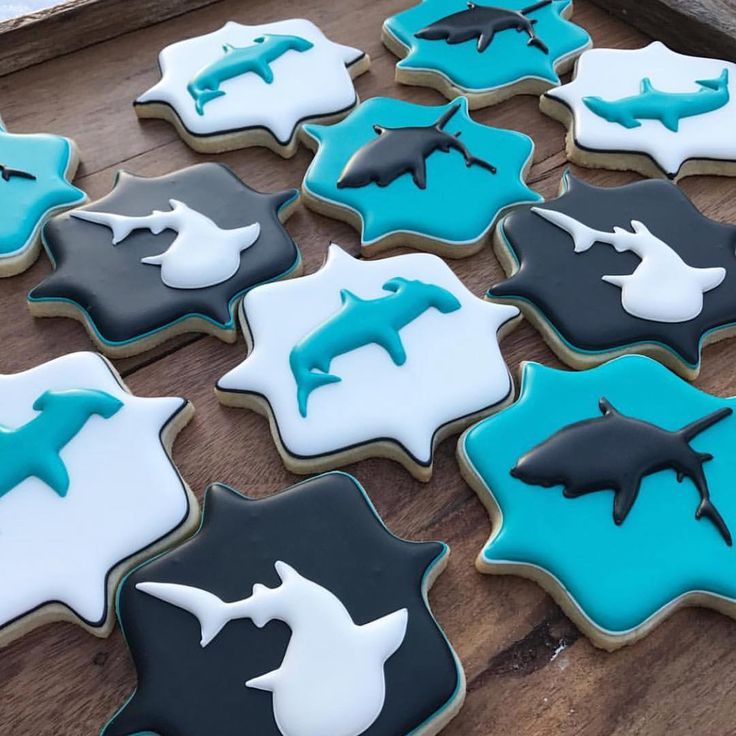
[490,172,736,378]
[28,163,301,357]
[102,472,464,736]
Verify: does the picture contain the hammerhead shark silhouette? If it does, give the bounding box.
[512,398,733,545]
[72,200,261,290]
[187,34,315,115]
[415,0,552,54]
[0,163,36,182]
[289,277,461,417]
[532,207,726,323]
[0,388,122,498]
[583,69,730,132]
[337,102,497,190]
[137,561,408,736]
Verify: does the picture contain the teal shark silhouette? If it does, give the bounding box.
[290,277,462,417]
[583,69,730,132]
[0,389,123,498]
[187,34,314,115]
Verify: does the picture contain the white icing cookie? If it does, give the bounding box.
[216,244,519,480]
[542,41,736,180]
[135,19,370,156]
[0,352,198,647]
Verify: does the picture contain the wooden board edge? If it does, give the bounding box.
[0,0,222,77]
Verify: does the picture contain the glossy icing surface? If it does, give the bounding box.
[136,19,365,143]
[0,352,192,630]
[217,244,518,466]
[545,42,736,177]
[461,356,736,633]
[303,97,540,246]
[491,173,736,369]
[384,0,590,94]
[0,122,85,258]
[30,163,299,346]
[103,472,462,736]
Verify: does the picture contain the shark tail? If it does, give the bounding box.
[191,88,226,116]
[136,582,232,647]
[679,407,733,441]
[697,68,729,91]
[696,496,732,546]
[296,371,342,417]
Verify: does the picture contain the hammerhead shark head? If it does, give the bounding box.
[532,207,726,323]
[187,34,314,115]
[337,102,497,190]
[0,388,122,498]
[415,0,552,54]
[73,200,261,290]
[512,398,733,545]
[290,277,461,417]
[0,164,36,182]
[137,561,408,736]
[583,69,730,132]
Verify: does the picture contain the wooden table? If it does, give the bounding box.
[2,1,736,734]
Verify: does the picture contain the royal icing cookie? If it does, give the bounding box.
[216,244,519,481]
[135,19,370,156]
[28,163,301,358]
[0,115,86,277]
[0,352,197,647]
[542,41,736,180]
[458,355,736,650]
[382,0,591,108]
[490,172,736,380]
[301,96,541,257]
[102,472,464,736]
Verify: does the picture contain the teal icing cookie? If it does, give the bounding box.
[301,96,541,257]
[0,117,86,276]
[383,0,591,108]
[458,355,736,650]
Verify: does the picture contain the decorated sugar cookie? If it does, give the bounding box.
[216,244,519,480]
[302,96,541,257]
[102,472,464,736]
[542,42,736,179]
[28,163,301,358]
[382,0,591,108]
[0,116,86,277]
[458,355,736,649]
[0,352,197,647]
[490,172,736,379]
[135,19,370,156]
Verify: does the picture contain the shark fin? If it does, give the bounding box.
[35,453,70,497]
[640,77,655,94]
[136,582,233,647]
[601,273,631,288]
[373,124,386,135]
[194,89,226,116]
[613,478,643,525]
[697,69,729,91]
[360,608,408,659]
[661,111,680,132]
[378,330,407,366]
[141,253,165,266]
[297,371,342,417]
[695,266,726,292]
[222,43,235,53]
[246,669,281,692]
[598,397,620,417]
[340,289,365,306]
[696,496,733,546]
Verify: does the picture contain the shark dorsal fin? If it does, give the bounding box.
[640,78,654,94]
[222,43,235,53]
[598,397,620,417]
[340,289,364,306]
[373,124,386,135]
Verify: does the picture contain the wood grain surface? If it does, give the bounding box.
[589,0,736,61]
[2,2,736,735]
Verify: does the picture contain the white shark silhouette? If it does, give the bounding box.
[137,560,408,736]
[532,207,726,323]
[72,199,260,289]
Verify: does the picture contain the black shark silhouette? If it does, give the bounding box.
[511,397,733,545]
[337,102,497,190]
[0,164,36,182]
[415,0,552,54]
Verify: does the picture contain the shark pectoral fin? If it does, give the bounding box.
[697,266,727,292]
[361,608,408,659]
[661,111,680,132]
[141,254,165,266]
[246,669,280,692]
[477,31,494,52]
[379,330,407,366]
[34,453,70,497]
[601,273,629,289]
[255,59,275,84]
[412,159,427,189]
[613,479,642,525]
